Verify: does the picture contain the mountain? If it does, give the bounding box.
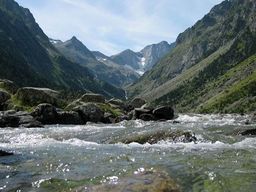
[110,41,174,74]
[111,49,143,71]
[0,0,125,99]
[54,37,140,87]
[128,0,256,113]
[140,41,176,71]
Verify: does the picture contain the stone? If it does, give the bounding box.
[0,79,18,94]
[139,113,155,121]
[57,111,83,125]
[75,169,180,192]
[0,89,11,104]
[80,93,105,103]
[240,129,256,136]
[31,103,58,124]
[107,98,125,110]
[153,106,174,120]
[0,150,13,157]
[0,110,42,128]
[129,98,146,109]
[73,103,104,123]
[132,108,152,120]
[16,87,59,106]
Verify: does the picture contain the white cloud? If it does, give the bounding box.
[16,0,223,55]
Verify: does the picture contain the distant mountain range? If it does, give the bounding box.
[53,37,140,88]
[110,41,175,75]
[128,0,256,113]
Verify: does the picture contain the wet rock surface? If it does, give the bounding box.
[108,130,197,144]
[0,149,13,157]
[75,169,180,192]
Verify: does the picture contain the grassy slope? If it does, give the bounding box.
[154,29,256,113]
[199,54,256,113]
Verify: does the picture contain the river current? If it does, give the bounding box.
[0,114,256,191]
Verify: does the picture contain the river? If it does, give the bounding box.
[0,114,256,191]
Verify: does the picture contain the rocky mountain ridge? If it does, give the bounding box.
[0,0,124,99]
[110,41,174,74]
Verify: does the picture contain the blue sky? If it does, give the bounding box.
[16,0,223,55]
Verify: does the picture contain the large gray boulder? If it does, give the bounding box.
[16,87,59,106]
[80,93,105,103]
[31,103,58,124]
[73,103,104,123]
[0,90,11,104]
[153,106,174,120]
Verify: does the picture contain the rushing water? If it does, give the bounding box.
[0,114,256,191]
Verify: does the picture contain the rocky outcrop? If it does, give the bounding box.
[73,103,104,123]
[16,87,60,106]
[0,89,11,104]
[0,110,42,128]
[0,79,18,94]
[80,93,105,103]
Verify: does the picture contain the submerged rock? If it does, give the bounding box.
[75,169,180,192]
[0,150,13,157]
[109,130,197,144]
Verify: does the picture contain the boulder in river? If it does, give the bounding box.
[16,87,59,106]
[109,130,197,144]
[73,103,104,123]
[0,110,42,128]
[153,106,174,120]
[240,129,256,136]
[0,150,13,157]
[31,103,58,124]
[80,93,105,103]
